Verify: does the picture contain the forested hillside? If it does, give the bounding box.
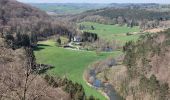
[0,0,75,44]
[94,29,170,100]
[72,7,170,30]
[121,30,170,99]
[100,29,170,100]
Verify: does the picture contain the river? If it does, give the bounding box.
[89,69,122,100]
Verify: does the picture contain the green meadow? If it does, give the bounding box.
[34,40,122,99]
[78,22,141,44]
[34,22,142,99]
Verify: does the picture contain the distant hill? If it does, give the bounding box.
[70,5,170,30]
[0,0,48,34]
[0,0,49,23]
[108,3,159,9]
[30,3,109,15]
[29,3,162,15]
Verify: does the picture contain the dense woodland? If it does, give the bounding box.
[0,0,76,46]
[121,30,170,99]
[71,7,170,30]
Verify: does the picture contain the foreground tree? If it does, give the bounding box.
[0,45,69,100]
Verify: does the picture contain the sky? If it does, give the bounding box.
[17,0,170,4]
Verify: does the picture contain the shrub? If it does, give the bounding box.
[56,38,61,46]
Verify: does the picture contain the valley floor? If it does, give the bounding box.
[34,40,122,99]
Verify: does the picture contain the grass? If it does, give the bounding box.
[78,22,140,44]
[34,22,141,99]
[34,40,122,99]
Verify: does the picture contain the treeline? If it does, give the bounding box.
[122,29,170,99]
[82,32,98,42]
[72,7,170,29]
[74,31,117,52]
[44,75,99,100]
[94,8,170,21]
[5,33,33,49]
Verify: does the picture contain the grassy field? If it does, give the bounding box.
[78,22,141,44]
[34,22,141,99]
[34,40,122,99]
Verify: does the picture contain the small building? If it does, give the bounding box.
[73,36,82,42]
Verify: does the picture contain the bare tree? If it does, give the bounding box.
[0,47,69,100]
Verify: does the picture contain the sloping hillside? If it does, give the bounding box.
[96,29,170,100]
[0,0,75,41]
[71,7,170,30]
[0,0,48,19]
[0,35,70,100]
[113,30,170,100]
[0,0,71,99]
[0,0,48,29]
[123,29,170,84]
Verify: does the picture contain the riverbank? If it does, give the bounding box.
[83,73,110,100]
[82,54,125,100]
[96,65,127,100]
